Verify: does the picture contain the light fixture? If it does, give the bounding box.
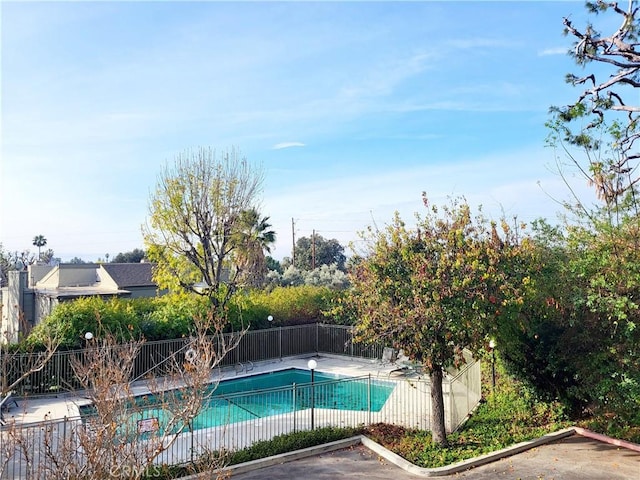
[489,339,497,391]
[308,359,317,429]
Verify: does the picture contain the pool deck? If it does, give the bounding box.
[2,353,423,425]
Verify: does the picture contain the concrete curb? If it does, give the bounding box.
[182,426,640,479]
[573,426,640,453]
[360,428,576,477]
[183,436,363,479]
[224,436,363,476]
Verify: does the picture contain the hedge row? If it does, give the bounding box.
[25,286,344,349]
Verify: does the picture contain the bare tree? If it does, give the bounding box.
[144,147,265,308]
[0,316,61,479]
[549,0,639,208]
[29,312,244,479]
[1,313,61,398]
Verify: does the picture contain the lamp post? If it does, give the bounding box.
[489,339,496,391]
[307,359,317,429]
[268,315,273,328]
[84,331,94,347]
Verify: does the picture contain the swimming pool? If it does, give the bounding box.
[81,368,395,435]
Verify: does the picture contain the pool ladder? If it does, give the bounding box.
[234,360,254,375]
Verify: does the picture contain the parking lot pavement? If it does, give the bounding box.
[229,435,640,480]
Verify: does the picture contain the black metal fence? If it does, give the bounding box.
[1,324,383,397]
[1,373,444,479]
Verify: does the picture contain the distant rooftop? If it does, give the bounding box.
[35,286,128,299]
[100,263,155,288]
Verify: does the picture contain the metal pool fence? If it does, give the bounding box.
[1,324,381,396]
[0,324,481,479]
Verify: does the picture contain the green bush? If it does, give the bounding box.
[141,292,210,339]
[148,427,362,479]
[227,426,362,465]
[230,286,339,329]
[321,288,359,325]
[27,296,154,348]
[364,365,569,469]
[25,286,343,348]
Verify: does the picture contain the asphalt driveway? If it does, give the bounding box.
[229,435,640,480]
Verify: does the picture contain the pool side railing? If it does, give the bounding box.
[0,360,481,478]
[0,324,482,478]
[1,324,384,397]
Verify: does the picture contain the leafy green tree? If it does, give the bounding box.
[280,265,305,287]
[494,221,580,406]
[499,216,640,421]
[32,234,47,261]
[265,256,283,274]
[112,248,146,263]
[350,196,523,446]
[293,234,346,271]
[143,146,264,308]
[266,264,349,290]
[565,216,640,420]
[544,1,640,424]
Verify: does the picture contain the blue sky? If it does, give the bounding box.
[1,1,601,261]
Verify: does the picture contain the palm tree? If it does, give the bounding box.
[32,235,47,262]
[236,209,276,287]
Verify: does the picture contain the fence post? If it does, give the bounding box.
[466,367,470,415]
[350,328,354,357]
[292,383,297,432]
[448,374,454,433]
[279,327,282,360]
[189,419,194,465]
[367,374,371,426]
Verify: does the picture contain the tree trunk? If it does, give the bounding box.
[430,365,448,447]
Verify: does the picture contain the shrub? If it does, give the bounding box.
[227,426,362,465]
[27,297,154,348]
[25,286,343,348]
[363,366,570,469]
[141,292,209,339]
[231,286,338,329]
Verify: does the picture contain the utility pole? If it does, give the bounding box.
[312,230,316,270]
[292,218,296,268]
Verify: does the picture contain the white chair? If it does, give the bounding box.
[380,347,397,366]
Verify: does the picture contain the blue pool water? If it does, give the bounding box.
[81,368,395,434]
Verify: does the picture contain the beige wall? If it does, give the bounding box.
[38,264,99,288]
[97,266,119,290]
[1,271,31,344]
[28,265,54,287]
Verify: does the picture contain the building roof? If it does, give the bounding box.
[100,263,155,288]
[35,287,128,299]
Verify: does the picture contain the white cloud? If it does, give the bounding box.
[273,142,306,150]
[262,145,596,259]
[446,38,517,50]
[538,47,568,56]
